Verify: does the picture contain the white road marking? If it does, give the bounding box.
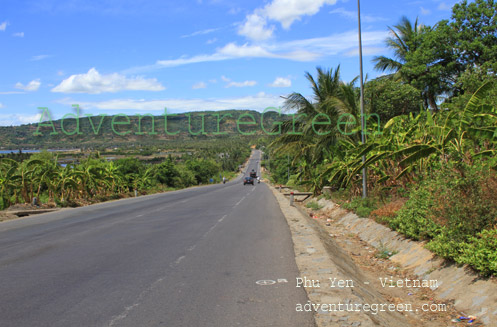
[174,256,185,265]
[256,280,276,286]
[218,214,227,222]
[235,196,246,206]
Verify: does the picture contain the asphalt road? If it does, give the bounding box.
[0,150,314,327]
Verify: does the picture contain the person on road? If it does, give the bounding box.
[222,176,226,184]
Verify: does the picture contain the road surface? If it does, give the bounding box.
[0,150,314,327]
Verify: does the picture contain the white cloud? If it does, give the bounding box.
[277,30,387,56]
[206,38,217,44]
[56,92,285,112]
[218,43,276,58]
[238,0,336,41]
[264,0,337,29]
[181,27,220,38]
[0,113,42,126]
[0,103,4,108]
[238,12,274,41]
[420,6,431,15]
[228,7,242,15]
[0,21,7,31]
[344,46,386,57]
[15,79,41,91]
[155,54,229,68]
[12,32,24,37]
[330,8,386,23]
[51,68,165,94]
[269,77,292,87]
[226,80,257,88]
[126,29,387,73]
[192,82,207,89]
[150,43,279,71]
[438,2,452,11]
[30,54,51,61]
[221,75,257,88]
[0,91,24,95]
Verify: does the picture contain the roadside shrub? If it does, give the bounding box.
[389,187,442,240]
[425,230,465,259]
[431,163,497,241]
[389,161,497,276]
[458,229,497,276]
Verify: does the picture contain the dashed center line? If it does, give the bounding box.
[235,196,246,206]
[174,256,185,265]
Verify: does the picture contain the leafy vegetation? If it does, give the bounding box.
[268,0,497,276]
[0,139,251,210]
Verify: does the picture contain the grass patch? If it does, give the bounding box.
[306,201,323,210]
[341,196,379,218]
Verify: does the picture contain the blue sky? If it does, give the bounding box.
[0,0,459,126]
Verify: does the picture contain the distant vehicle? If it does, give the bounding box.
[249,170,257,178]
[243,177,254,185]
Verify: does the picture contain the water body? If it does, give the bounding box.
[0,149,74,154]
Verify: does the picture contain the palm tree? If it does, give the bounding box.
[271,65,362,193]
[372,16,441,110]
[372,16,423,75]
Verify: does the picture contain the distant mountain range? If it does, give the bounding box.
[0,110,287,149]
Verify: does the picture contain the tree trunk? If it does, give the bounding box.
[427,91,438,111]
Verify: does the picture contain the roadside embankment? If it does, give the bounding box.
[296,194,497,326]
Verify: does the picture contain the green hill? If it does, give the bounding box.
[0,109,286,149]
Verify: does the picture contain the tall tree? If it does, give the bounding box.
[372,16,424,76]
[372,16,443,110]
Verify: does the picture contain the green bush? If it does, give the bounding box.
[389,161,497,276]
[425,230,465,259]
[459,229,497,276]
[389,187,442,240]
[341,196,379,218]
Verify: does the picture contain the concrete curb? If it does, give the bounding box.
[269,186,411,327]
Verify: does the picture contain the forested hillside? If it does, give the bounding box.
[0,109,285,149]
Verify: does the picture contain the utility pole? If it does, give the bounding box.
[268,152,270,172]
[357,0,367,198]
[287,154,290,183]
